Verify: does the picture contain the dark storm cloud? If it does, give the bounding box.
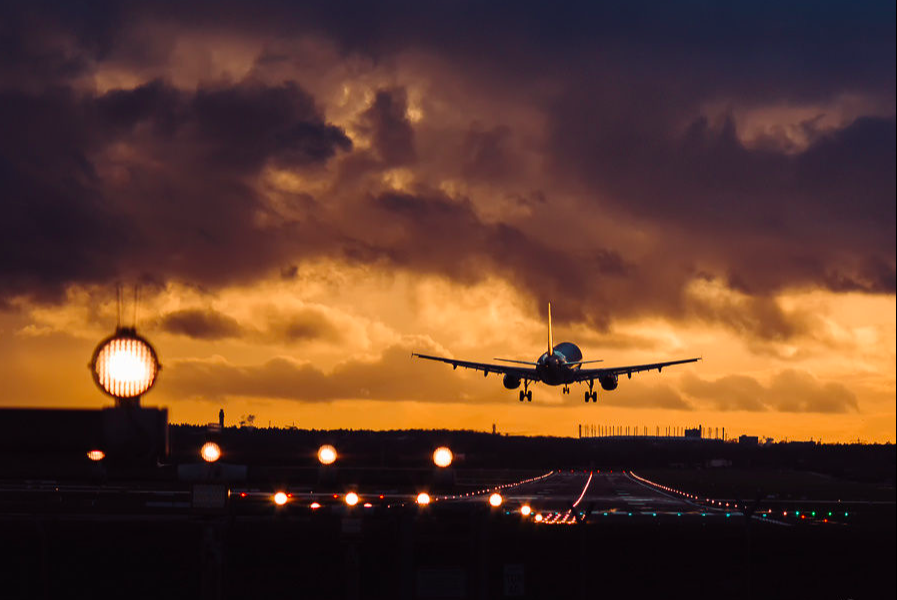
[0,78,351,301]
[158,308,243,340]
[0,0,893,341]
[681,370,859,413]
[358,88,416,166]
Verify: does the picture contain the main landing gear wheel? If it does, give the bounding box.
[519,385,533,402]
[590,391,598,402]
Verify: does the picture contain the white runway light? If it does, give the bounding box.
[200,442,221,463]
[317,444,338,465]
[489,493,503,507]
[433,446,453,468]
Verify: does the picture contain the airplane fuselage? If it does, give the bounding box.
[535,342,583,385]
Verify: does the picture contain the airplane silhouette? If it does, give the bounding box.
[413,303,700,402]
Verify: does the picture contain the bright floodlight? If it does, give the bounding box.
[87,450,105,461]
[310,502,321,509]
[273,492,288,506]
[417,493,431,506]
[201,442,221,463]
[433,446,453,468]
[520,504,532,516]
[317,444,337,465]
[345,492,360,506]
[489,493,503,507]
[90,328,160,400]
[534,513,543,523]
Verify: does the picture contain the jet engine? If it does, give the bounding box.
[599,374,618,391]
[503,374,522,389]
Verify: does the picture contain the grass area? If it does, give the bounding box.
[636,468,896,502]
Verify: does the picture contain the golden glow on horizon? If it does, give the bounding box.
[1,277,893,444]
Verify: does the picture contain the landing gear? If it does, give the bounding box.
[584,380,598,403]
[562,385,570,395]
[519,381,532,402]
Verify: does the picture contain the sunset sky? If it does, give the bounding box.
[1,1,894,442]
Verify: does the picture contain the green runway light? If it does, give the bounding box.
[677,512,681,517]
[603,512,608,516]
[827,512,832,517]
[628,512,632,516]
[795,511,800,516]
[844,512,849,517]
[726,513,730,518]
[701,513,706,517]
[652,513,657,517]
[811,511,815,517]
[762,514,767,518]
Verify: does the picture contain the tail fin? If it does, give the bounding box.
[547,302,553,355]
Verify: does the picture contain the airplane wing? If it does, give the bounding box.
[412,353,537,380]
[570,357,700,382]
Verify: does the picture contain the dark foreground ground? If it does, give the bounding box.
[0,425,893,599]
[1,507,893,600]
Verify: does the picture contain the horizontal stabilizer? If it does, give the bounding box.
[565,359,603,366]
[494,358,539,366]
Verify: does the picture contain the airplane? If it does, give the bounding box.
[412,303,700,403]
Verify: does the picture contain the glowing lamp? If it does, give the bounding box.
[433,446,453,468]
[345,492,359,506]
[520,505,532,516]
[534,514,543,523]
[273,492,288,506]
[200,442,221,463]
[310,502,321,509]
[87,450,105,461]
[90,328,160,402]
[489,493,503,507]
[416,493,431,506]
[317,444,337,465]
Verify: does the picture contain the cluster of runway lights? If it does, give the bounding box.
[630,471,849,523]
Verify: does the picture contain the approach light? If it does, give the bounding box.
[87,450,105,461]
[90,328,160,402]
[534,513,543,523]
[520,505,532,517]
[345,492,360,506]
[489,493,503,507]
[433,446,453,468]
[200,442,221,463]
[417,493,431,506]
[273,492,288,506]
[317,444,338,465]
[310,502,321,510]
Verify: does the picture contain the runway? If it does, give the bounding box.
[440,470,706,523]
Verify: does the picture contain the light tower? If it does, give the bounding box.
[89,326,161,408]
